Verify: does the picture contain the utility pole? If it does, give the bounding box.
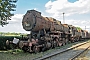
[63,12,65,24]
[85,26,86,38]
[85,26,86,30]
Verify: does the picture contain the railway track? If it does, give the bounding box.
[34,41,90,60]
[69,46,90,60]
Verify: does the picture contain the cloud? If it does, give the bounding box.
[44,0,90,32]
[0,14,29,33]
[8,14,24,24]
[63,19,90,32]
[45,0,90,17]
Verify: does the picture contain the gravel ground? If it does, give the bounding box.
[75,47,90,60]
[0,40,89,60]
[85,49,90,60]
[36,40,90,60]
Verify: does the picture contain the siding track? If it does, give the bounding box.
[34,41,90,60]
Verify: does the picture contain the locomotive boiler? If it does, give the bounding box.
[22,10,64,32]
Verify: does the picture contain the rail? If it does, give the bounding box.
[34,41,90,60]
[69,46,90,60]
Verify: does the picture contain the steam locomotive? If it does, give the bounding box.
[6,10,90,53]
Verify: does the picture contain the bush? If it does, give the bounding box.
[0,36,22,50]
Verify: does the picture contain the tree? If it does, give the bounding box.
[76,27,82,30]
[0,0,18,27]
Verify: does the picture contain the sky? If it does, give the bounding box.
[0,0,90,33]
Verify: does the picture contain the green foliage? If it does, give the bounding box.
[0,32,27,36]
[0,0,18,27]
[0,36,21,50]
[76,27,82,30]
[8,49,23,54]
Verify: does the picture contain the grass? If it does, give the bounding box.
[0,49,44,60]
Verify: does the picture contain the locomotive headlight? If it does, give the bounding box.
[25,22,30,27]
